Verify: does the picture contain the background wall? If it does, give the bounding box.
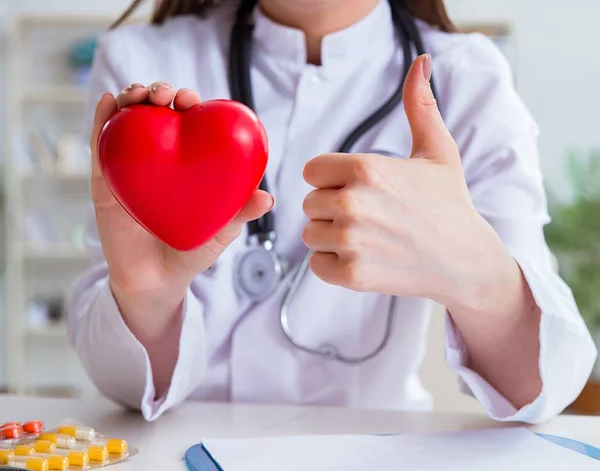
[0,0,598,412]
[5,0,600,199]
[446,0,600,199]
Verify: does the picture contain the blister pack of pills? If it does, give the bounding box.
[0,420,137,470]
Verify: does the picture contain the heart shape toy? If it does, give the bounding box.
[97,100,269,251]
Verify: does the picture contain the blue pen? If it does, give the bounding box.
[184,444,223,471]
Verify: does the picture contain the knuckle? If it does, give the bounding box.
[337,226,362,257]
[339,260,367,292]
[350,157,380,185]
[336,190,362,221]
[420,93,438,109]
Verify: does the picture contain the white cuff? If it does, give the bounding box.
[444,248,597,424]
[75,279,207,421]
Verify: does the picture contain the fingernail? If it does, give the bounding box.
[98,92,111,103]
[122,83,144,93]
[268,195,275,210]
[422,54,432,82]
[150,81,172,93]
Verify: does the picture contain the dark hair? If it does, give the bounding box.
[112,0,457,33]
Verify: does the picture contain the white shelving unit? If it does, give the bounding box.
[2,14,125,397]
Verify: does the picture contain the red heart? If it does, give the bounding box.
[97,100,268,251]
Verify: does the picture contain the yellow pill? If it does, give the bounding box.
[69,450,90,467]
[57,425,95,441]
[34,440,56,453]
[52,449,90,467]
[4,456,49,471]
[39,433,76,449]
[0,449,15,461]
[14,445,34,456]
[46,455,69,470]
[86,446,108,462]
[90,437,127,455]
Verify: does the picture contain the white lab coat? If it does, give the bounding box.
[67,0,597,423]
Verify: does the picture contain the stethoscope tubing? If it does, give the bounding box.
[230,0,435,364]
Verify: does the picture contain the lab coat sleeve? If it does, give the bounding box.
[66,33,207,421]
[438,34,598,424]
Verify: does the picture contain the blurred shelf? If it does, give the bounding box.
[19,171,90,182]
[21,244,89,261]
[24,325,67,340]
[22,86,88,104]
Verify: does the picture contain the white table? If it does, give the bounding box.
[1,395,599,470]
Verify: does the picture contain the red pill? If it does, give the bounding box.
[22,421,43,434]
[1,424,23,439]
[1,422,21,428]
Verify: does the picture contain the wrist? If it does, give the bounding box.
[436,216,523,319]
[442,245,524,322]
[110,278,189,343]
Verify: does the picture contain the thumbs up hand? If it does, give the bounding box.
[302,54,512,308]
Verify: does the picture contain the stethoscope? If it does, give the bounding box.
[231,0,438,364]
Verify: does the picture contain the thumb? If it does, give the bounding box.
[91,93,118,178]
[403,54,455,160]
[211,190,274,248]
[232,190,274,224]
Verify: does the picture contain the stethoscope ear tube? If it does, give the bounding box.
[229,0,273,237]
[230,0,434,363]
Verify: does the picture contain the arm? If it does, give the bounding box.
[67,31,270,419]
[66,34,208,420]
[445,256,543,410]
[301,49,597,425]
[68,213,208,420]
[440,36,597,422]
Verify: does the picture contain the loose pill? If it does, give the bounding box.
[1,423,23,439]
[86,445,109,462]
[57,425,95,441]
[23,420,44,434]
[34,440,56,454]
[2,456,49,471]
[13,445,34,456]
[39,433,76,449]
[90,437,128,455]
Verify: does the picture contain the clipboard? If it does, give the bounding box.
[183,433,600,470]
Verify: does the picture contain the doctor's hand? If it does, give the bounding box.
[301,55,516,310]
[90,82,273,343]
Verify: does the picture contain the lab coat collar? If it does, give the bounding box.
[253,0,395,69]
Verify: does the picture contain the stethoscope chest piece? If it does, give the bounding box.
[229,0,431,362]
[235,238,288,301]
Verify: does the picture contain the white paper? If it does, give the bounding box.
[202,428,600,471]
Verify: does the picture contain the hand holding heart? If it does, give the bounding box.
[90,82,273,339]
[302,55,511,309]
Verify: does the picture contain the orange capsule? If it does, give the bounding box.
[1,422,21,428]
[1,423,23,439]
[23,421,44,434]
